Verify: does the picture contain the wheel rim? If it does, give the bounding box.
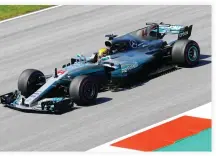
[187,46,198,61]
[83,82,96,100]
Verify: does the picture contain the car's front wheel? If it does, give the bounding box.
[69,75,98,106]
[18,69,46,97]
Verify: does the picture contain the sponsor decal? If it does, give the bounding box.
[179,31,189,38]
[121,62,138,73]
[170,25,183,30]
[130,40,138,48]
[138,42,148,47]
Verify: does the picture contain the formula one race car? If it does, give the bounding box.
[0,22,200,113]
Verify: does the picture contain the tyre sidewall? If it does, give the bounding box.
[69,75,98,105]
[184,41,200,66]
[172,40,200,67]
[18,69,45,97]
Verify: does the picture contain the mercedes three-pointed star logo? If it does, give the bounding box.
[130,40,138,48]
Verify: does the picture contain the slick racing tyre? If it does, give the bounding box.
[69,75,98,106]
[18,69,46,98]
[171,40,200,67]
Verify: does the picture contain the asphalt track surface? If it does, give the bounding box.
[0,6,211,151]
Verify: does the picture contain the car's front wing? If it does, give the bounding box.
[0,90,74,113]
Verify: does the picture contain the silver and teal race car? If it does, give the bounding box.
[0,22,200,113]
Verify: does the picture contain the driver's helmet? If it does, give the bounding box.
[98,48,109,59]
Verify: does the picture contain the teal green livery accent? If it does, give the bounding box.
[156,128,212,151]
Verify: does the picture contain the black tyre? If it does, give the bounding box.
[172,40,200,67]
[18,69,46,97]
[69,75,98,106]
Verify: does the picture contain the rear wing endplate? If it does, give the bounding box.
[177,25,193,40]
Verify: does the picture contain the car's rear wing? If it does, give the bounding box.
[146,22,193,40]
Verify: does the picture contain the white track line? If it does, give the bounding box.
[88,102,211,152]
[0,5,62,24]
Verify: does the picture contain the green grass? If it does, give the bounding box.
[0,5,53,21]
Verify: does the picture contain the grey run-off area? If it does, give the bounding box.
[0,5,211,151]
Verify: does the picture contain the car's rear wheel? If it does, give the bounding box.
[171,40,200,67]
[18,69,46,97]
[69,75,98,106]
